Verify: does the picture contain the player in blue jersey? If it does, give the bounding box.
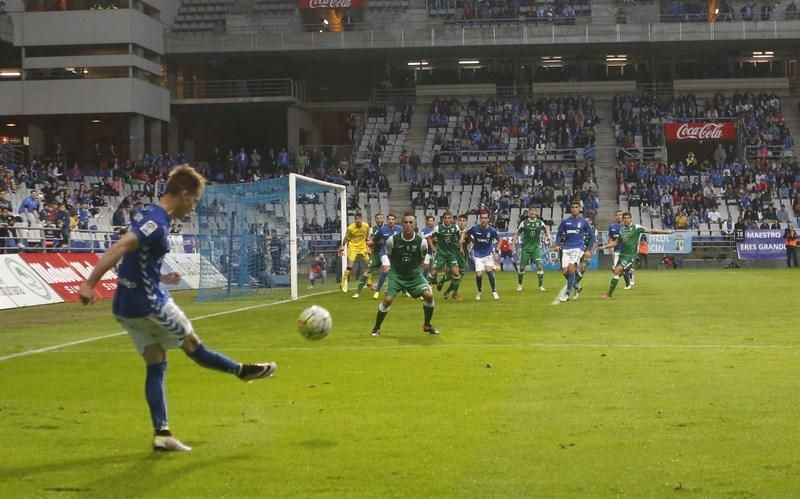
[78,165,275,453]
[554,201,595,302]
[462,211,501,300]
[371,213,401,299]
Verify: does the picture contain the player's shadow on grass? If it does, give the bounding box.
[82,451,252,498]
[2,451,249,498]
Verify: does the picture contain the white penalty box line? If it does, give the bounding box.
[0,289,340,363]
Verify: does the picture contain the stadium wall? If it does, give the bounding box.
[287,105,322,151]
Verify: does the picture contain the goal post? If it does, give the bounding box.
[195,174,346,303]
[289,173,347,300]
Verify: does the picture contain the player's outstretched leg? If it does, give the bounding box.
[537,269,545,291]
[182,335,276,383]
[517,270,524,291]
[475,273,483,300]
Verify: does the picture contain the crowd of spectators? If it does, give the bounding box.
[665,0,799,22]
[0,153,169,251]
[617,155,800,230]
[410,160,599,229]
[430,0,589,25]
[612,92,793,158]
[428,96,599,159]
[301,216,342,234]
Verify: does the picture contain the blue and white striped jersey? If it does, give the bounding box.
[113,205,171,318]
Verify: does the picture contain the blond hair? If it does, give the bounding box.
[164,164,206,197]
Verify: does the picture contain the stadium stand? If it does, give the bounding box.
[354,102,412,168]
[616,156,799,232]
[410,161,598,231]
[423,96,598,166]
[429,0,591,24]
[172,0,235,32]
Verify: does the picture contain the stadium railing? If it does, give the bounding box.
[744,144,793,160]
[164,19,800,53]
[0,227,125,253]
[170,78,304,101]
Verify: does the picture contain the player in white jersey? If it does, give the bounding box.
[79,165,276,452]
[420,214,437,280]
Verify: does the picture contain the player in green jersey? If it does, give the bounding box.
[599,212,673,298]
[438,214,469,301]
[430,211,463,302]
[370,212,439,336]
[353,212,384,298]
[512,206,551,292]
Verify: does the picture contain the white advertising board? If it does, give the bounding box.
[0,255,64,309]
[162,253,227,290]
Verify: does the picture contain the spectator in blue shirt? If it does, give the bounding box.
[19,190,40,226]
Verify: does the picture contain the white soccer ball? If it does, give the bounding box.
[297,305,332,341]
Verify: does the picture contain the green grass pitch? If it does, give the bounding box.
[1,268,798,498]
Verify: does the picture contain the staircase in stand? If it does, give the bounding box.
[592,97,620,230]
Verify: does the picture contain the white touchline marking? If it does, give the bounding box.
[0,289,340,363]
[551,284,567,305]
[40,342,798,354]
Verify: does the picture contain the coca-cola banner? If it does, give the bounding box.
[664,122,737,142]
[298,0,365,8]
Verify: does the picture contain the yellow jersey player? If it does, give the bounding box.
[337,212,370,292]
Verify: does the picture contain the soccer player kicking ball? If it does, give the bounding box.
[599,212,673,299]
[78,165,276,452]
[370,212,439,337]
[513,206,551,292]
[553,202,595,302]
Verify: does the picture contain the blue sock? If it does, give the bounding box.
[623,270,631,286]
[566,272,575,293]
[487,272,496,291]
[376,272,387,291]
[186,343,240,375]
[145,362,169,431]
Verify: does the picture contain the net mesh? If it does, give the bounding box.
[196,176,343,301]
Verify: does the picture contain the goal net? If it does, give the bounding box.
[196,174,346,302]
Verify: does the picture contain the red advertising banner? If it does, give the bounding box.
[20,253,118,302]
[663,122,737,142]
[298,0,364,8]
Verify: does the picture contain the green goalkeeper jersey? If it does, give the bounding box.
[386,232,427,275]
[433,223,461,256]
[618,224,646,258]
[517,217,545,252]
